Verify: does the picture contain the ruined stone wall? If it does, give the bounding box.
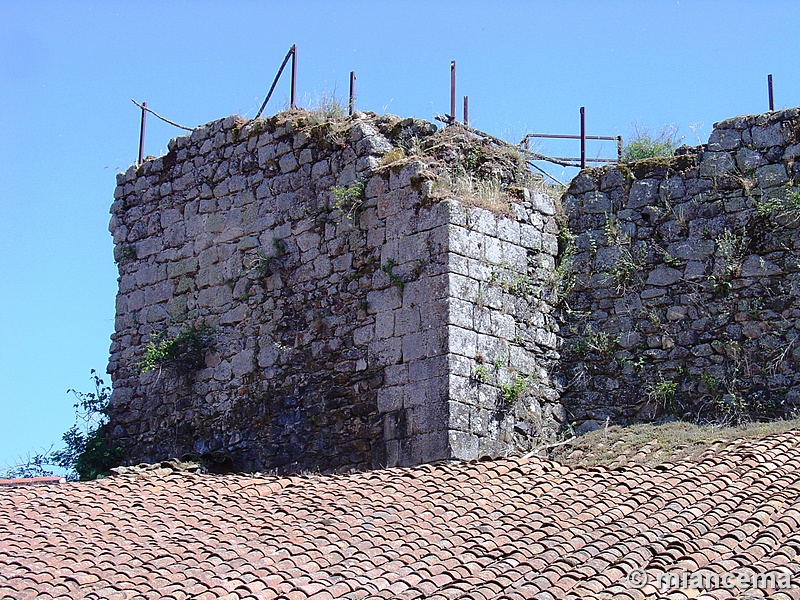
[107,111,562,473]
[559,107,800,432]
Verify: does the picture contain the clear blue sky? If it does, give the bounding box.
[2,0,799,470]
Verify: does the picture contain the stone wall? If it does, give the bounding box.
[107,111,562,473]
[559,107,800,432]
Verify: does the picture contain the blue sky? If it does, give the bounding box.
[2,0,799,470]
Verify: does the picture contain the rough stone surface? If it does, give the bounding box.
[108,111,561,473]
[109,105,800,471]
[559,107,800,427]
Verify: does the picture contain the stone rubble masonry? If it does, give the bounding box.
[108,111,562,473]
[560,106,800,432]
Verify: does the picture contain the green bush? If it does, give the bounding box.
[139,323,215,376]
[757,186,800,217]
[331,180,365,220]
[1,370,121,482]
[50,369,120,481]
[621,125,681,162]
[500,375,528,404]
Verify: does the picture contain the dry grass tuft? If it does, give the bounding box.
[380,147,406,166]
[431,170,515,216]
[549,418,800,469]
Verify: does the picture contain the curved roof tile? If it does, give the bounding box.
[3,431,800,598]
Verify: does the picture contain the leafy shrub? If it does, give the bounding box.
[500,375,528,404]
[757,186,800,218]
[139,323,215,376]
[331,180,365,220]
[1,370,120,481]
[621,124,681,162]
[1,448,55,479]
[51,370,120,481]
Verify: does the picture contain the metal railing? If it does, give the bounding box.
[254,45,298,120]
[132,49,784,170]
[520,107,623,169]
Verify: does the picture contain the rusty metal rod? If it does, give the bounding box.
[131,100,192,131]
[463,96,469,128]
[290,44,297,109]
[548,156,618,163]
[138,101,147,166]
[580,106,586,170]
[450,61,456,124]
[433,116,570,184]
[435,114,578,168]
[522,133,619,141]
[349,71,356,115]
[254,45,296,120]
[768,73,774,111]
[529,162,565,186]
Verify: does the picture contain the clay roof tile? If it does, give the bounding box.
[3,436,800,597]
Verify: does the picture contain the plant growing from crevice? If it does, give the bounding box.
[474,363,491,383]
[715,229,745,278]
[655,246,682,268]
[661,196,689,230]
[245,250,275,278]
[551,217,577,305]
[699,373,718,395]
[489,261,536,297]
[621,124,682,162]
[138,323,215,376]
[245,240,286,279]
[646,375,678,412]
[600,214,645,293]
[707,274,732,296]
[331,180,365,220]
[605,246,644,293]
[603,212,628,246]
[499,374,528,405]
[116,244,137,263]
[272,236,287,256]
[586,330,617,357]
[714,389,749,423]
[757,185,800,222]
[381,258,405,293]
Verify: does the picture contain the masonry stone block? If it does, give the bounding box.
[628,179,659,209]
[409,431,450,465]
[108,110,566,474]
[449,326,478,358]
[756,163,789,188]
[752,122,785,148]
[377,387,403,414]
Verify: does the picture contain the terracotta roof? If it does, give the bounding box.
[0,476,66,487]
[1,431,799,599]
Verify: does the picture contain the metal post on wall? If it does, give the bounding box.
[290,44,297,109]
[463,96,469,128]
[138,101,147,166]
[768,73,774,111]
[349,71,356,116]
[580,106,586,170]
[254,45,298,120]
[450,61,456,124]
